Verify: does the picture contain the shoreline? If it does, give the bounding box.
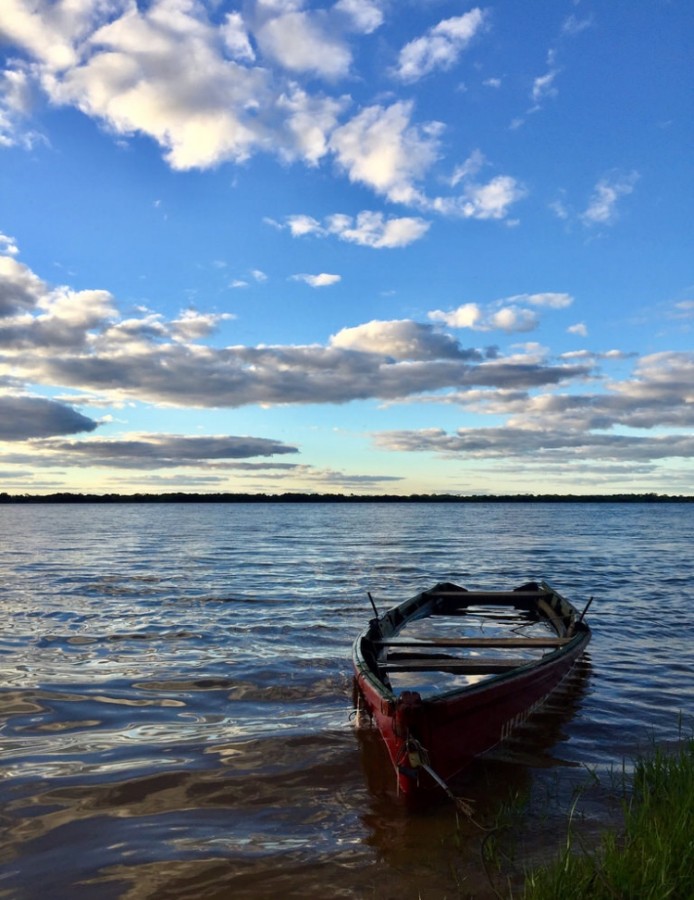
[0,491,691,504]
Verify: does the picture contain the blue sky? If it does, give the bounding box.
[0,0,692,495]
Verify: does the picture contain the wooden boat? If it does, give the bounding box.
[352,581,592,802]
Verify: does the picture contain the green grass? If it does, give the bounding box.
[520,739,694,900]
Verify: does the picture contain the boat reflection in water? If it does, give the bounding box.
[354,657,594,897]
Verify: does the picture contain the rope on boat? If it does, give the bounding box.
[396,737,480,824]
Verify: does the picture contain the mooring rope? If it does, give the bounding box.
[396,736,485,827]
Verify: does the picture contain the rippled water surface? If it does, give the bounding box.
[1,502,692,898]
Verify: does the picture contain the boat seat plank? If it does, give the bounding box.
[375,636,568,648]
[429,611,532,621]
[384,657,535,674]
[427,591,544,604]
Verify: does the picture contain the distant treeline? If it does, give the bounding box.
[0,492,691,504]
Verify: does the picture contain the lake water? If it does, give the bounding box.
[1,502,692,898]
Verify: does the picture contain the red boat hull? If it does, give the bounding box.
[355,633,588,798]
[352,582,592,801]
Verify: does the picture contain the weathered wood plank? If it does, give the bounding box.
[427,591,543,603]
[376,636,568,648]
[384,657,535,674]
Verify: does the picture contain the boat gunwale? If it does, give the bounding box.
[352,581,591,706]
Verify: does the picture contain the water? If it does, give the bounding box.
[0,502,692,898]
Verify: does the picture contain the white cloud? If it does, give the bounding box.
[459,175,527,220]
[220,11,256,62]
[489,306,539,333]
[429,303,484,330]
[38,286,115,329]
[335,211,431,248]
[291,273,341,287]
[330,319,473,361]
[0,0,100,71]
[41,3,272,170]
[0,62,41,147]
[429,293,571,333]
[394,9,488,83]
[429,152,526,221]
[334,0,384,34]
[450,149,486,186]
[1,0,351,171]
[329,101,442,203]
[255,10,352,79]
[0,1,519,216]
[523,292,573,309]
[568,322,588,337]
[549,197,570,220]
[277,85,346,165]
[283,210,430,248]
[0,254,599,411]
[531,69,559,106]
[581,172,639,225]
[170,310,234,341]
[285,214,324,237]
[0,254,47,316]
[0,233,19,256]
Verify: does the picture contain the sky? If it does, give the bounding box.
[0,0,692,496]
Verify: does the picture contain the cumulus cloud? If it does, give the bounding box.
[0,0,352,171]
[0,253,593,413]
[489,306,539,333]
[170,310,235,340]
[0,233,19,256]
[394,9,488,83]
[581,172,639,225]
[428,293,571,333]
[220,11,256,63]
[291,272,341,287]
[0,63,40,148]
[429,303,485,330]
[282,210,430,248]
[255,9,352,79]
[329,101,442,204]
[2,272,586,407]
[568,322,588,337]
[2,253,689,459]
[330,319,479,361]
[334,0,384,34]
[425,163,527,220]
[373,350,694,467]
[0,394,99,439]
[0,3,523,216]
[0,254,46,316]
[458,175,527,220]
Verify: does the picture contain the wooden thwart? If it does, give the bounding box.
[384,656,535,674]
[427,590,544,604]
[376,636,569,648]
